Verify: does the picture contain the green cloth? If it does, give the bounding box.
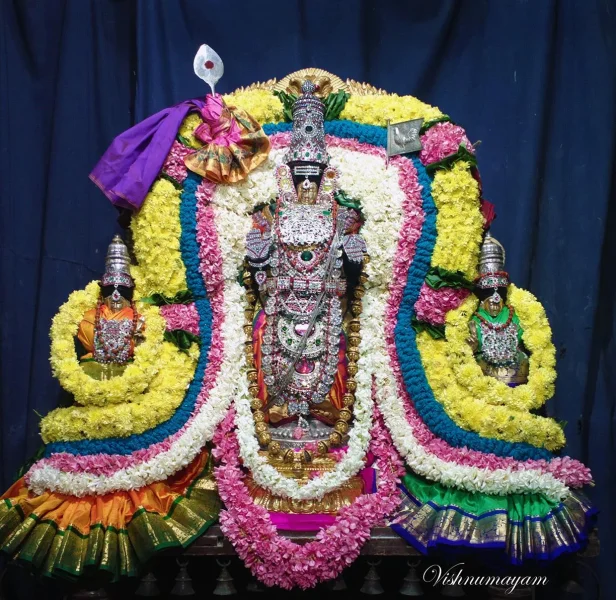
[472,306,523,347]
[401,470,559,519]
[393,470,595,563]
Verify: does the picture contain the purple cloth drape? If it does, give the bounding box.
[89,98,205,211]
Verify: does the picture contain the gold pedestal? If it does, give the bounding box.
[245,452,365,514]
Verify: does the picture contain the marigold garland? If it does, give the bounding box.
[130,177,188,298]
[41,341,198,442]
[417,324,565,451]
[445,285,557,412]
[178,112,204,149]
[49,282,166,407]
[223,89,285,124]
[339,94,444,127]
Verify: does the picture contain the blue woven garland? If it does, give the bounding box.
[398,159,552,461]
[47,122,552,461]
[45,172,212,456]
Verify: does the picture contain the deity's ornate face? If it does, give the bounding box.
[101,285,132,312]
[285,80,329,203]
[476,232,509,318]
[480,288,506,318]
[296,178,319,204]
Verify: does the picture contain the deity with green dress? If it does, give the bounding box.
[468,233,530,386]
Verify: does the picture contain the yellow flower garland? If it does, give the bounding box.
[446,285,557,412]
[178,113,204,149]
[430,161,483,279]
[41,341,198,442]
[130,177,188,298]
[224,89,285,124]
[340,94,444,127]
[416,284,564,451]
[50,282,166,407]
[225,88,444,129]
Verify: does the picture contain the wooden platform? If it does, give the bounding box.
[181,525,421,556]
[181,525,599,557]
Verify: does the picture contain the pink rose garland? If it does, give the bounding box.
[419,122,474,166]
[160,303,200,335]
[162,140,193,183]
[414,284,470,325]
[213,406,403,590]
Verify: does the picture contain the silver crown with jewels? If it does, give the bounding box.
[476,232,509,289]
[479,232,506,274]
[101,235,134,288]
[284,80,329,168]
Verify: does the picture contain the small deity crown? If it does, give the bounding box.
[476,232,509,289]
[284,80,329,169]
[101,235,134,288]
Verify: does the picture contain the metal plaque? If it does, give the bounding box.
[387,118,424,157]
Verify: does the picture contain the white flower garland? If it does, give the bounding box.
[373,292,568,502]
[213,147,402,500]
[26,282,243,496]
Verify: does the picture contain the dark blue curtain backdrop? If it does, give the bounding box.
[1,0,614,591]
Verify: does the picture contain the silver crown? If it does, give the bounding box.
[101,235,134,288]
[479,232,506,274]
[284,80,329,166]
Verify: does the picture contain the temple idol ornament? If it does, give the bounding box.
[468,232,529,385]
[242,80,368,489]
[78,235,144,378]
[0,58,596,590]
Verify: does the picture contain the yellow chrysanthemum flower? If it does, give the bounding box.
[42,342,198,442]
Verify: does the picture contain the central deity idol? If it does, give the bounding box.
[243,81,367,471]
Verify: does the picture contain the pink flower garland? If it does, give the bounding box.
[414,284,470,325]
[383,158,592,487]
[213,405,403,590]
[271,131,591,488]
[160,303,200,335]
[195,179,225,294]
[35,180,227,478]
[419,122,474,166]
[162,141,193,184]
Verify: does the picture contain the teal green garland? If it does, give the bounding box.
[45,172,212,457]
